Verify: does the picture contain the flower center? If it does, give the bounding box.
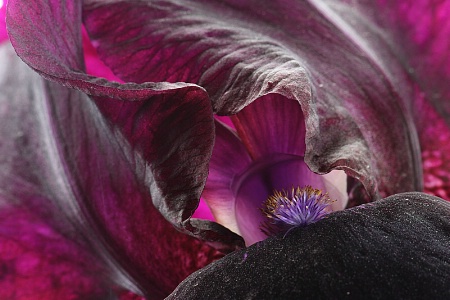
[260,186,334,236]
[232,154,347,245]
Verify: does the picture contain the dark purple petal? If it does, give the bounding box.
[0,43,115,298]
[0,43,224,298]
[169,192,450,299]
[81,0,422,201]
[361,0,450,120]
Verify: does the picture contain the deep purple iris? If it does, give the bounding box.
[1,0,450,299]
[202,97,347,245]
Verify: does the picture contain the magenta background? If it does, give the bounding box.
[0,1,6,43]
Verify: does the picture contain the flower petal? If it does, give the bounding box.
[202,120,252,236]
[81,0,422,200]
[362,0,450,120]
[0,43,223,298]
[6,0,246,250]
[169,192,450,299]
[231,95,306,159]
[0,206,112,300]
[0,1,6,43]
[353,0,450,199]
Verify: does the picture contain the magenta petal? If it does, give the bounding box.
[0,1,6,44]
[0,43,223,298]
[0,207,111,300]
[363,0,450,122]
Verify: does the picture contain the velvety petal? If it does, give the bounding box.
[169,192,450,299]
[202,120,252,235]
[231,95,306,159]
[82,0,422,201]
[0,43,224,298]
[6,0,246,250]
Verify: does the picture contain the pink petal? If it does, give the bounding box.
[202,120,252,235]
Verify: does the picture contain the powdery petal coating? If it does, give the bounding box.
[81,0,422,201]
[0,43,224,298]
[231,95,306,160]
[168,192,450,299]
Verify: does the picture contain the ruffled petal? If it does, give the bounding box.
[0,43,223,298]
[81,0,422,201]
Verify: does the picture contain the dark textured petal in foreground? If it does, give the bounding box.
[169,193,450,299]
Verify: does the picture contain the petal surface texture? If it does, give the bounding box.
[168,193,450,299]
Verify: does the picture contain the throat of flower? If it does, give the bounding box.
[260,186,334,236]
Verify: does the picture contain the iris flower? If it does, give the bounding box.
[1,0,450,299]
